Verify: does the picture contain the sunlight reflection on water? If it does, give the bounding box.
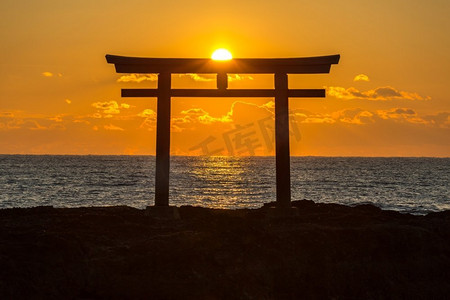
[170,156,275,209]
[0,155,448,214]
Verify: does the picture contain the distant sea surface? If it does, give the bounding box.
[0,155,448,215]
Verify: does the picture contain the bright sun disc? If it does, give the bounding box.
[211,49,232,61]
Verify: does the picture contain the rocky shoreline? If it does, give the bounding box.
[1,200,450,299]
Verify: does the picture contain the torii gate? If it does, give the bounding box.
[106,54,339,209]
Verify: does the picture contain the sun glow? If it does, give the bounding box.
[211,49,232,61]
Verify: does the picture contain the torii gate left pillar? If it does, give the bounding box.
[106,54,340,209]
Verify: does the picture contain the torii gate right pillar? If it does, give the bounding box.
[274,72,291,208]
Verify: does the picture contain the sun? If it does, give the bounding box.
[211,49,232,61]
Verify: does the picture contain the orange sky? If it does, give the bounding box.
[0,0,449,156]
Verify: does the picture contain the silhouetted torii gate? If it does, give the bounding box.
[106,54,339,209]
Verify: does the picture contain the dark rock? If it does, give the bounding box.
[0,203,449,299]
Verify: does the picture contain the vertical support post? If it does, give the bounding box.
[155,72,171,206]
[217,73,228,90]
[274,72,291,208]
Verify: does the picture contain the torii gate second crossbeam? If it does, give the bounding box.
[106,54,340,208]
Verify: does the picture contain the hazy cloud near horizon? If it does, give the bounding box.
[353,74,370,82]
[327,86,430,101]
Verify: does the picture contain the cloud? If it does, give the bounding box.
[22,120,46,130]
[331,108,375,124]
[169,101,273,132]
[117,74,158,83]
[291,109,336,124]
[231,100,274,115]
[290,107,445,126]
[169,101,275,133]
[221,101,275,128]
[345,107,449,127]
[0,112,14,118]
[183,74,215,82]
[42,72,53,77]
[137,109,157,131]
[0,112,74,131]
[49,123,66,130]
[0,113,45,131]
[92,101,131,114]
[354,74,370,82]
[327,86,430,101]
[327,107,433,126]
[377,108,417,120]
[227,74,254,81]
[174,108,233,126]
[302,117,336,124]
[261,101,275,109]
[73,119,90,125]
[422,112,450,128]
[138,109,156,118]
[139,119,155,131]
[0,113,19,130]
[48,115,64,122]
[375,107,437,125]
[104,124,125,131]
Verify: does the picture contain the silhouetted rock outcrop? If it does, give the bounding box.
[1,201,449,299]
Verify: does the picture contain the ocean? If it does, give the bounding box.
[0,155,448,215]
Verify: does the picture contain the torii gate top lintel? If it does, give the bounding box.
[106,53,340,209]
[106,54,340,74]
